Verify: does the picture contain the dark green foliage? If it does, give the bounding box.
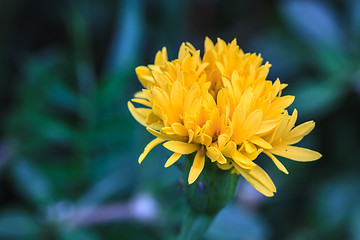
[0,0,360,239]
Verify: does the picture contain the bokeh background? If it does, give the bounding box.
[1,0,360,239]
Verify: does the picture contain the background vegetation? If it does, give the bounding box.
[1,0,360,239]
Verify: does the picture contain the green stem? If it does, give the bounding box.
[177,208,214,240]
[177,155,240,239]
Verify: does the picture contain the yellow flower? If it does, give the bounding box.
[128,37,321,197]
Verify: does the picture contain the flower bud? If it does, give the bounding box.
[183,154,239,215]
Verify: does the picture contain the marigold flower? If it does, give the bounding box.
[128,37,321,196]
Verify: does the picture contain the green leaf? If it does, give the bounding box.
[350,205,360,240]
[106,0,144,73]
[281,1,343,50]
[11,160,53,205]
[60,229,99,240]
[0,210,40,239]
[291,80,347,119]
[310,176,360,231]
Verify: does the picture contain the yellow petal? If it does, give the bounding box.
[216,61,226,75]
[164,153,182,168]
[139,138,165,164]
[188,129,194,143]
[160,127,175,135]
[271,95,295,111]
[272,78,281,96]
[188,150,205,184]
[244,109,263,131]
[271,111,289,142]
[135,66,155,88]
[154,50,162,65]
[221,141,236,157]
[217,134,230,149]
[163,141,200,154]
[170,81,184,109]
[232,151,256,169]
[204,37,214,52]
[217,152,227,164]
[284,109,298,134]
[233,109,263,144]
[264,151,288,174]
[255,120,279,135]
[244,141,257,154]
[147,127,184,141]
[283,121,315,145]
[216,89,229,115]
[270,146,322,162]
[134,91,147,99]
[206,146,220,162]
[196,63,209,75]
[184,85,200,111]
[131,98,152,108]
[128,101,150,127]
[217,162,232,170]
[231,71,242,102]
[233,164,276,197]
[280,83,288,91]
[231,104,246,132]
[171,123,188,136]
[239,88,253,111]
[178,43,187,61]
[154,47,168,65]
[152,87,170,107]
[194,134,212,147]
[243,148,263,161]
[249,135,272,149]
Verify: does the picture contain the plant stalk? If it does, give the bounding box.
[177,208,214,240]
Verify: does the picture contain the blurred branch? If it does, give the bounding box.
[43,193,158,228]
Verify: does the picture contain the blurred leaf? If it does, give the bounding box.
[46,82,79,113]
[314,49,349,75]
[206,204,268,240]
[250,32,304,79]
[291,79,347,119]
[11,160,53,205]
[90,117,134,151]
[350,205,360,240]
[106,0,144,73]
[9,110,74,147]
[281,0,343,50]
[310,176,360,231]
[0,210,40,239]
[60,229,99,240]
[348,0,360,38]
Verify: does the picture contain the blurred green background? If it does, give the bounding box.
[1,0,360,239]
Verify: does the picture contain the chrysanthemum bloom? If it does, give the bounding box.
[128,37,321,197]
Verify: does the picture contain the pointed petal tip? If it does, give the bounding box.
[314,152,322,160]
[265,187,277,197]
[188,176,196,185]
[264,192,275,197]
[138,138,165,165]
[163,141,200,154]
[138,153,146,164]
[187,150,205,184]
[164,153,182,168]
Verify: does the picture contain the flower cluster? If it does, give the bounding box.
[128,37,321,196]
